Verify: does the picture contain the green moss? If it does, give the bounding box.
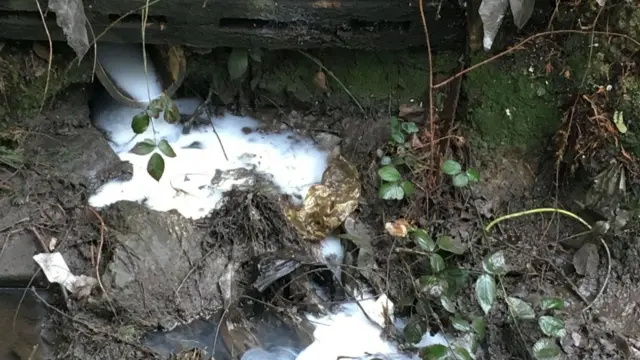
[464,53,564,153]
[187,48,461,110]
[0,45,91,122]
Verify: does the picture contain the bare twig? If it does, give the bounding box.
[34,0,53,115]
[87,206,118,318]
[297,50,365,115]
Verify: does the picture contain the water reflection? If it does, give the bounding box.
[0,288,49,360]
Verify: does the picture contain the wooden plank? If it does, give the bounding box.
[0,11,465,50]
[0,0,420,25]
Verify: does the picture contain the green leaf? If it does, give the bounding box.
[413,229,436,252]
[452,173,469,187]
[420,344,449,360]
[532,338,563,360]
[475,274,496,315]
[540,297,566,311]
[228,48,249,80]
[452,347,473,360]
[378,165,402,182]
[466,168,480,182]
[403,316,426,344]
[158,139,177,158]
[164,103,180,123]
[146,153,165,181]
[472,316,486,341]
[440,295,456,313]
[441,159,462,175]
[400,180,415,196]
[418,275,448,298]
[248,47,263,62]
[380,156,392,165]
[436,235,466,255]
[391,130,405,144]
[147,106,161,119]
[131,112,150,134]
[378,182,404,200]
[452,316,472,332]
[129,140,156,156]
[390,115,400,130]
[482,251,508,275]
[538,316,566,338]
[430,254,446,273]
[401,121,419,134]
[506,297,536,320]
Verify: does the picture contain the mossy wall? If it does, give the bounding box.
[0,43,92,122]
[185,48,461,112]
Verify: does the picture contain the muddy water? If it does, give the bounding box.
[0,289,50,360]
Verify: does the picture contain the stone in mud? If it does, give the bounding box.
[100,201,227,330]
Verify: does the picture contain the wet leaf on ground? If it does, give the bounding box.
[475,274,496,314]
[506,296,536,319]
[437,235,466,254]
[452,316,472,332]
[441,159,462,175]
[414,229,436,251]
[452,173,469,187]
[539,316,566,338]
[378,165,402,182]
[573,243,599,275]
[420,344,449,359]
[540,297,565,311]
[472,316,486,340]
[379,182,404,200]
[532,338,563,360]
[430,254,446,273]
[418,275,448,298]
[483,251,508,275]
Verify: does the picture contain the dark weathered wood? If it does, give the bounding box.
[0,0,466,50]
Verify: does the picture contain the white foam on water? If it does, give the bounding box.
[90,48,464,360]
[89,97,329,219]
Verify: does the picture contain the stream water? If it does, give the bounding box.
[0,289,50,360]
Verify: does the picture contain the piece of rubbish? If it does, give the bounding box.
[33,252,97,298]
[286,154,360,240]
[478,0,509,50]
[385,219,411,238]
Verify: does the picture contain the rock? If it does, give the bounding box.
[101,201,228,330]
[0,231,46,286]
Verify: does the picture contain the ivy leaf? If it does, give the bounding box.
[403,316,426,344]
[414,229,436,252]
[436,235,466,255]
[148,106,161,119]
[475,274,496,315]
[452,316,472,332]
[430,254,446,273]
[441,159,462,175]
[129,140,156,156]
[401,121,419,134]
[164,102,180,123]
[466,168,480,182]
[378,165,402,182]
[146,153,165,181]
[452,173,469,187]
[453,347,474,360]
[228,48,249,80]
[400,180,415,196]
[418,275,448,298]
[483,251,508,275]
[380,156,392,165]
[378,182,404,200]
[440,295,456,313]
[506,296,536,320]
[532,338,563,360]
[540,297,566,311]
[391,130,405,144]
[158,139,177,158]
[420,344,449,359]
[248,47,263,62]
[538,316,566,338]
[131,112,150,134]
[472,316,486,341]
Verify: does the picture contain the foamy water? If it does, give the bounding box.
[89,42,456,360]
